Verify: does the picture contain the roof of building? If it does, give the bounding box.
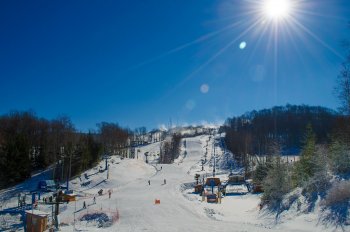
[205,177,221,186]
[25,210,50,217]
[39,180,56,186]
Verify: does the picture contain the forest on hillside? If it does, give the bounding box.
[0,111,131,188]
[222,104,339,159]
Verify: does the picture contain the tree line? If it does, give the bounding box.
[159,133,182,164]
[0,111,130,188]
[223,104,338,161]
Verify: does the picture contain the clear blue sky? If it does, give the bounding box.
[1,0,349,131]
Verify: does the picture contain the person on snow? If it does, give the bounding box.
[148,180,151,185]
[83,201,86,209]
[164,179,166,185]
[259,202,263,210]
[93,196,96,204]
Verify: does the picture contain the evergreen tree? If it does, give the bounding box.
[303,145,331,196]
[262,155,291,207]
[3,134,31,184]
[253,161,269,185]
[329,140,350,175]
[292,124,316,187]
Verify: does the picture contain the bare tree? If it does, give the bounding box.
[335,61,350,115]
[335,25,350,115]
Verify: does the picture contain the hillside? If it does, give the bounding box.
[0,131,348,231]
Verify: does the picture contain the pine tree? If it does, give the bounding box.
[303,145,331,196]
[253,161,269,185]
[292,124,316,187]
[329,140,350,175]
[262,155,291,207]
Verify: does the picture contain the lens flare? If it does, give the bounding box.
[200,84,209,93]
[239,41,247,49]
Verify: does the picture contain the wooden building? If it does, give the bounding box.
[25,210,49,232]
[62,192,76,202]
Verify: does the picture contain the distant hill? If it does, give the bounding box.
[222,104,338,158]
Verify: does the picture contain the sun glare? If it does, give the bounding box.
[263,0,291,19]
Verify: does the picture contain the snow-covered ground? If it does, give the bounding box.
[0,134,347,231]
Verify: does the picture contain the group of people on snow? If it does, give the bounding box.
[147,166,167,185]
[82,189,113,209]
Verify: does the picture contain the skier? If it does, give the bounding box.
[83,201,86,209]
[148,180,151,185]
[161,166,162,170]
[164,179,166,185]
[259,202,263,210]
[93,196,96,204]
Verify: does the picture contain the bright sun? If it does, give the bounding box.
[263,0,291,19]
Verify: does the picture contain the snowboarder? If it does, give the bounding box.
[148,180,151,185]
[93,196,96,204]
[83,201,86,209]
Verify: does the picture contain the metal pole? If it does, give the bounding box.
[213,142,216,177]
[31,202,34,232]
[51,201,54,230]
[74,200,76,231]
[61,159,64,183]
[67,152,72,191]
[105,156,108,170]
[55,189,59,230]
[107,164,109,179]
[61,146,65,183]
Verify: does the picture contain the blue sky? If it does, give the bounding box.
[1,0,349,131]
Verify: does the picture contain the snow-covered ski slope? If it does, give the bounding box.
[1,134,345,231]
